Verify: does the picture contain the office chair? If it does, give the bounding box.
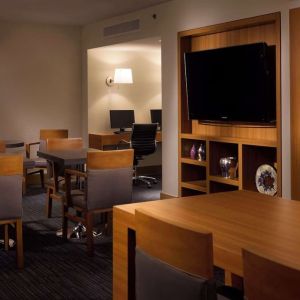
[63,149,133,255]
[0,154,24,269]
[135,209,242,300]
[121,123,158,188]
[243,248,300,300]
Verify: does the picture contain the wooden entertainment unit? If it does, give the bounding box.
[178,13,281,196]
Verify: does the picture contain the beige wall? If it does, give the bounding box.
[82,0,291,197]
[0,21,82,144]
[88,41,161,132]
[88,41,162,166]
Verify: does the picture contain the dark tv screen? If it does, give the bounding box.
[184,43,276,124]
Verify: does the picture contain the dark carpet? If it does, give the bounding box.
[0,180,162,300]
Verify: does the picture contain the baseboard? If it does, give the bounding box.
[160,192,177,199]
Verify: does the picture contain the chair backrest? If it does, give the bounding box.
[46,137,83,151]
[0,140,5,153]
[40,129,68,140]
[243,248,300,300]
[131,123,157,156]
[135,210,215,300]
[86,149,133,210]
[135,209,214,279]
[0,154,23,220]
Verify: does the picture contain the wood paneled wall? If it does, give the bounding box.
[290,8,300,200]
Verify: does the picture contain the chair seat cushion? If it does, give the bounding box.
[135,247,217,300]
[33,157,47,168]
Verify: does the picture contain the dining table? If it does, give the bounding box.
[113,190,300,300]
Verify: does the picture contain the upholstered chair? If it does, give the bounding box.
[25,129,68,192]
[45,137,83,218]
[63,149,133,256]
[0,154,24,269]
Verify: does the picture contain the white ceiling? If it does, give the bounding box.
[0,0,172,26]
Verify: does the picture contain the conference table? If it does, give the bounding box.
[113,190,300,300]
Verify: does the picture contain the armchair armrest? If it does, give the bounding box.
[65,169,87,178]
[25,141,40,158]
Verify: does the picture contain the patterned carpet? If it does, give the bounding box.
[0,180,162,300]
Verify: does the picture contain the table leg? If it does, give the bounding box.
[113,208,136,300]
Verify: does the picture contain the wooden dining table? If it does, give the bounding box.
[37,148,89,166]
[113,190,300,300]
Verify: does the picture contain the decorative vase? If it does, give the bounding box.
[198,144,206,161]
[219,157,238,179]
[190,144,196,160]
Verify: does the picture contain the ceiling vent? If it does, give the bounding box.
[103,19,140,37]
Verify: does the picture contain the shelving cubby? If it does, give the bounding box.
[178,12,281,197]
[242,145,277,192]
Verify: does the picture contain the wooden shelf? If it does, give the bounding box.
[180,133,277,148]
[181,180,207,193]
[178,13,281,196]
[181,157,207,167]
[209,175,239,187]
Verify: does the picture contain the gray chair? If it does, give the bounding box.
[25,129,68,193]
[135,209,241,300]
[0,154,24,269]
[63,149,134,256]
[45,137,83,218]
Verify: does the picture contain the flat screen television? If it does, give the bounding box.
[110,110,135,133]
[150,109,162,130]
[184,42,276,125]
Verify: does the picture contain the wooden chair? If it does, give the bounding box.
[0,154,24,269]
[63,149,133,256]
[45,137,83,218]
[243,248,300,300]
[25,129,68,192]
[135,209,216,300]
[0,140,5,153]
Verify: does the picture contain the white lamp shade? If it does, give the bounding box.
[113,68,133,84]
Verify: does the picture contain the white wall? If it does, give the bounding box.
[82,0,292,198]
[88,41,161,132]
[0,21,82,143]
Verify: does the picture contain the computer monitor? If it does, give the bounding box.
[110,110,135,134]
[150,109,162,130]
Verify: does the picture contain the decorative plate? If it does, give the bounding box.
[255,164,277,196]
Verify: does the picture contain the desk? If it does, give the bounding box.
[89,131,162,150]
[113,190,300,299]
[4,140,24,149]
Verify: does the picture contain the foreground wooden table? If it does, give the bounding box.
[113,190,300,299]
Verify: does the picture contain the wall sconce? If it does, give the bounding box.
[106,68,133,86]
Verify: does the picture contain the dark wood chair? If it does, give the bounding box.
[25,129,68,193]
[0,140,5,153]
[45,137,83,218]
[0,154,24,269]
[63,149,134,256]
[243,248,300,300]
